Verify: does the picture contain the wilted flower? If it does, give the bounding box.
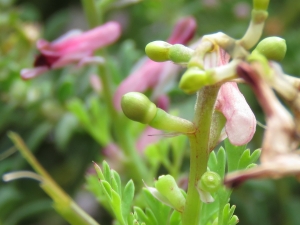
[21,21,121,80]
[225,62,300,187]
[113,17,197,110]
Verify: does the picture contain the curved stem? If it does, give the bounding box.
[182,85,220,225]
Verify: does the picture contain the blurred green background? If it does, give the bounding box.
[1,0,300,224]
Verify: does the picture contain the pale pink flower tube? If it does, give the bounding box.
[215,82,256,145]
[204,47,256,145]
[21,21,121,80]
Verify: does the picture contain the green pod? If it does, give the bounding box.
[179,67,213,94]
[145,41,172,62]
[149,108,196,133]
[198,171,221,193]
[121,92,157,124]
[155,175,186,212]
[254,36,286,61]
[168,44,194,64]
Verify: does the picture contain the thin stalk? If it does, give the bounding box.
[80,1,148,184]
[81,0,99,28]
[8,132,100,225]
[182,85,220,225]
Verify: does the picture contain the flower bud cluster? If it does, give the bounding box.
[145,41,194,64]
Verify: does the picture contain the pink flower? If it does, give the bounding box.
[113,17,197,111]
[21,21,121,80]
[225,62,299,187]
[204,47,256,146]
[215,82,256,145]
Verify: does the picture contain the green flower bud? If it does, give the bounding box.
[253,0,269,11]
[254,36,286,61]
[179,67,213,94]
[198,171,221,193]
[155,175,186,212]
[145,41,172,62]
[168,44,194,63]
[121,92,157,124]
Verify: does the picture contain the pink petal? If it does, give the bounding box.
[89,74,102,94]
[136,126,163,153]
[113,60,168,110]
[156,95,170,111]
[215,82,256,145]
[78,56,105,67]
[50,21,121,55]
[20,67,49,80]
[167,17,197,45]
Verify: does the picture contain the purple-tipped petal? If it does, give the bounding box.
[114,60,172,110]
[216,82,256,145]
[22,21,121,79]
[167,17,197,44]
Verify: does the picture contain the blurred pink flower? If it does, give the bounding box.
[21,21,121,80]
[204,47,256,146]
[113,17,197,111]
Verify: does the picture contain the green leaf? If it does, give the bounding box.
[111,189,125,224]
[67,98,90,127]
[101,180,112,200]
[237,149,261,170]
[134,207,149,224]
[103,161,112,183]
[208,147,226,179]
[225,139,247,172]
[94,163,105,180]
[112,170,122,196]
[122,180,135,222]
[221,203,237,225]
[169,210,181,225]
[145,208,158,225]
[54,113,78,150]
[143,188,171,225]
[111,176,120,194]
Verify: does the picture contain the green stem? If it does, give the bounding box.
[81,0,99,28]
[182,85,220,225]
[8,132,100,225]
[80,1,148,185]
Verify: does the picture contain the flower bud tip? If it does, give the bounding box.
[254,36,286,61]
[121,92,157,124]
[145,41,172,62]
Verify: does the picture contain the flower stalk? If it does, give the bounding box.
[182,85,220,225]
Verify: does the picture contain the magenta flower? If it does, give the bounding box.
[113,17,197,111]
[204,47,256,146]
[21,21,121,80]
